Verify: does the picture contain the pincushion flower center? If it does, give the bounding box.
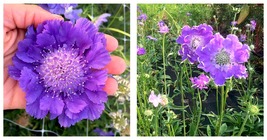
[39,47,86,93]
[191,36,202,48]
[215,50,231,65]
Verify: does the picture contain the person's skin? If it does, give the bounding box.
[4,4,126,110]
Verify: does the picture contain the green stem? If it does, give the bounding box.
[194,89,202,136]
[216,86,225,136]
[162,34,167,95]
[180,65,186,136]
[155,109,158,136]
[230,12,238,34]
[237,111,249,136]
[216,86,219,114]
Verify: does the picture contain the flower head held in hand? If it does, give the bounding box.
[196,33,250,86]
[190,74,209,90]
[8,18,111,127]
[177,24,214,64]
[39,4,82,22]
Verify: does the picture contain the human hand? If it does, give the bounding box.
[4,4,126,110]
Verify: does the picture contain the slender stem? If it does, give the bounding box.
[216,86,219,114]
[237,111,249,136]
[180,64,186,136]
[216,86,225,136]
[162,34,167,95]
[155,108,159,136]
[194,89,202,136]
[230,12,238,34]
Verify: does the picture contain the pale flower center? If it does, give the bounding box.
[215,50,231,65]
[39,47,86,94]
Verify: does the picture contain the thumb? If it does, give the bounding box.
[4,4,64,30]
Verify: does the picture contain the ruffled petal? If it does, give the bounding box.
[66,95,87,113]
[85,90,108,104]
[58,112,77,127]
[18,67,39,92]
[86,42,111,69]
[40,95,64,116]
[75,18,97,33]
[26,98,48,119]
[213,71,226,86]
[85,69,108,91]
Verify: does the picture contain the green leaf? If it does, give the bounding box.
[237,5,249,24]
[207,125,211,136]
[219,123,228,136]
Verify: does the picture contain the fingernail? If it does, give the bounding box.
[52,14,64,20]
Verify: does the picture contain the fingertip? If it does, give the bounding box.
[105,56,126,75]
[105,34,118,52]
[103,77,118,96]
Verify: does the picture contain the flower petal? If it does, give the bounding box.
[40,95,64,116]
[85,90,108,104]
[86,42,111,69]
[26,98,48,119]
[66,95,87,113]
[85,69,108,91]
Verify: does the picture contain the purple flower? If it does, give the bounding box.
[177,24,214,64]
[147,35,158,41]
[39,4,82,22]
[196,33,250,86]
[149,91,162,107]
[93,128,114,136]
[94,13,111,29]
[8,18,111,127]
[231,21,237,26]
[240,34,247,42]
[250,20,256,31]
[137,46,146,55]
[190,74,209,90]
[158,20,169,34]
[137,13,147,21]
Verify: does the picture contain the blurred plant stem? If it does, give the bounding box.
[180,63,186,136]
[193,89,202,136]
[162,34,167,95]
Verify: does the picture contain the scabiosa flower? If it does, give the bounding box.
[147,35,158,41]
[144,110,153,116]
[109,110,128,132]
[94,13,111,29]
[137,13,148,21]
[93,128,114,136]
[190,74,210,90]
[137,46,146,55]
[250,20,257,31]
[177,24,214,64]
[8,18,111,127]
[196,33,250,86]
[158,20,169,34]
[240,34,247,42]
[39,4,82,22]
[148,91,162,107]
